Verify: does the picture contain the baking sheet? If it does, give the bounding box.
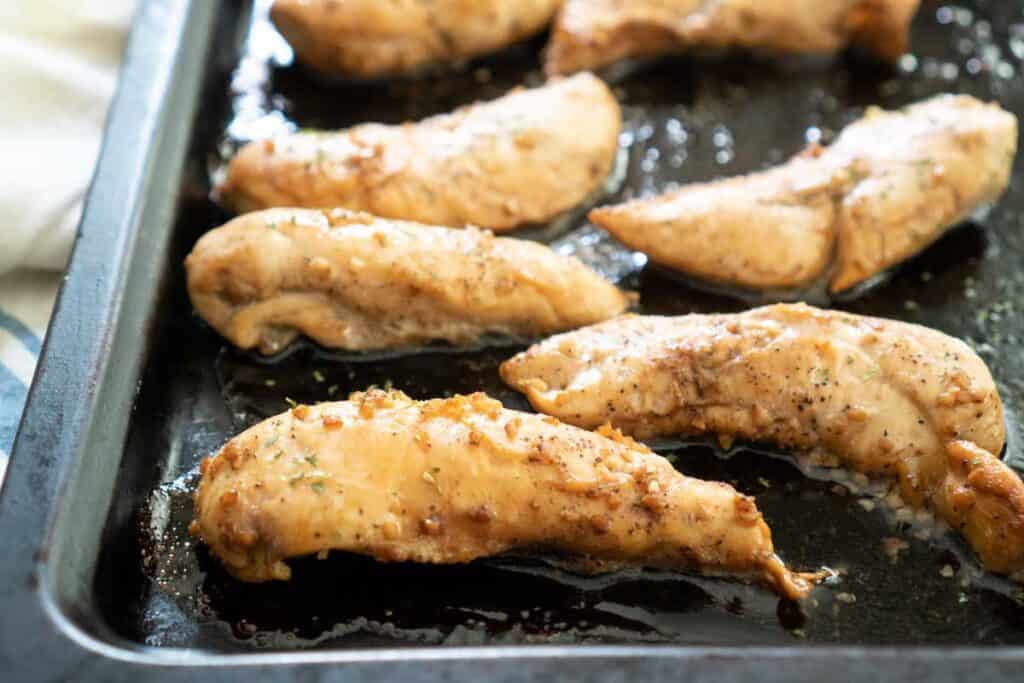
[99,0,1024,651]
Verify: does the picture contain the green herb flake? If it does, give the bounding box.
[285,397,298,408]
[313,370,326,383]
[305,453,319,466]
[328,384,340,396]
[287,472,306,485]
[266,221,278,231]
[310,481,325,494]
[265,434,279,448]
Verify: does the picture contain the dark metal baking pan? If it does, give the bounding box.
[3,0,1024,679]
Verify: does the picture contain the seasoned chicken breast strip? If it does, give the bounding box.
[591,95,1016,293]
[545,0,920,75]
[191,389,818,598]
[219,74,622,232]
[185,208,631,354]
[271,0,561,78]
[501,304,1024,581]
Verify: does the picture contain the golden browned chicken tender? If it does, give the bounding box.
[185,208,632,354]
[545,0,921,75]
[271,0,561,78]
[219,74,622,232]
[501,304,1024,582]
[591,95,1017,293]
[191,389,819,598]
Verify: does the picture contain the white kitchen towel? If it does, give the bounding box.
[0,0,137,273]
[0,0,136,479]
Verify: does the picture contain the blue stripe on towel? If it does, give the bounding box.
[0,310,41,355]
[0,362,27,454]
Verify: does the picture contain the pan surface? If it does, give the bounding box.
[97,0,1024,651]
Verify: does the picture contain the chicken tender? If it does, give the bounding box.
[501,304,1024,581]
[590,95,1016,293]
[545,0,920,75]
[185,208,631,354]
[219,74,622,232]
[191,389,818,598]
[271,0,561,78]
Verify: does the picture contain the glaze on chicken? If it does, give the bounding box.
[219,74,621,232]
[185,208,631,354]
[591,95,1016,293]
[191,390,819,598]
[501,304,1024,581]
[545,0,921,75]
[272,0,561,78]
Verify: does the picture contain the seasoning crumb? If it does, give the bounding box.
[835,592,857,604]
[328,384,340,396]
[857,498,876,512]
[940,564,955,578]
[882,536,909,559]
[264,379,277,387]
[313,370,326,383]
[884,491,904,509]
